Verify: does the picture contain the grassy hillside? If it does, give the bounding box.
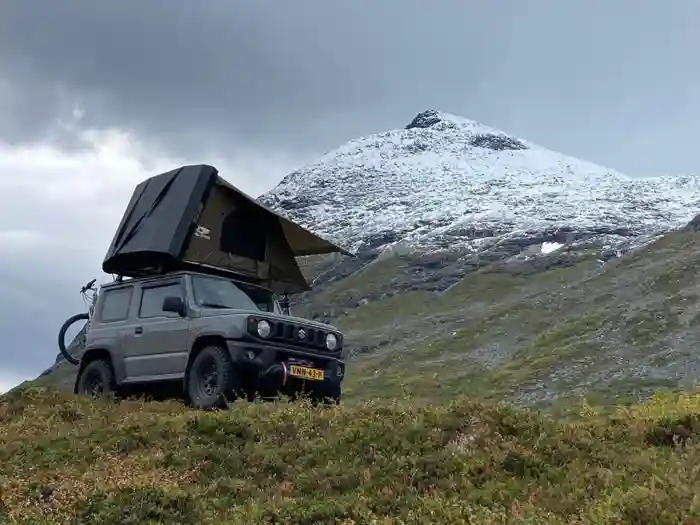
[301,231,700,408]
[3,387,700,524]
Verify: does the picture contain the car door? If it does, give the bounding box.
[88,284,135,366]
[122,278,190,381]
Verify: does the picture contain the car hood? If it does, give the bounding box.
[197,308,340,332]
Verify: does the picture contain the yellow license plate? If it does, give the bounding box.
[289,365,324,381]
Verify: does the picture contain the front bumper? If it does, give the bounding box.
[225,339,345,396]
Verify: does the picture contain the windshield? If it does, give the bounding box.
[191,275,276,312]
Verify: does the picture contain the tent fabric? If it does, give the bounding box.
[214,176,354,257]
[102,164,352,293]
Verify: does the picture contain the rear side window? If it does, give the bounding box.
[99,287,133,322]
[139,283,183,318]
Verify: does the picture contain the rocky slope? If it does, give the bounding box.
[329,228,700,407]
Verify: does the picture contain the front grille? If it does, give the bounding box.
[247,315,342,352]
[273,321,327,350]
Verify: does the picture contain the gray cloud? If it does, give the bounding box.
[0,181,112,380]
[2,0,699,178]
[0,258,91,381]
[1,0,700,384]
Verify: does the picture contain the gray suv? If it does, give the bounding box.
[71,271,346,409]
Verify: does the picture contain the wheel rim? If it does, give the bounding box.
[196,356,220,398]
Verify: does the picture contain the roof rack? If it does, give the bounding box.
[112,261,277,291]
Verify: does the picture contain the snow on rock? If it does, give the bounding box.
[541,242,564,254]
[261,109,700,255]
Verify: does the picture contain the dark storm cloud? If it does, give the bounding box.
[3,0,496,159]
[3,0,698,177]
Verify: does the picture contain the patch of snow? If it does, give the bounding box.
[541,242,564,254]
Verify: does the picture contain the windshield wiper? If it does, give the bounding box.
[200,302,231,309]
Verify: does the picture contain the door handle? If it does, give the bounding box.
[134,326,143,335]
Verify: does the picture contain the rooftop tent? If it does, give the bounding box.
[102,164,352,293]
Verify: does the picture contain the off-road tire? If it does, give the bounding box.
[58,313,89,366]
[313,383,341,406]
[76,358,116,399]
[187,345,236,410]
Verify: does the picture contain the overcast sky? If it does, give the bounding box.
[0,0,698,391]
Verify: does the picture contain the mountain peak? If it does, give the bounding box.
[405,109,445,130]
[404,109,529,152]
[405,109,484,132]
[263,110,700,256]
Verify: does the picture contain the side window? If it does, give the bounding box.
[99,287,133,322]
[139,283,183,319]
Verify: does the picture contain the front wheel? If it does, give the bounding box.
[187,345,237,410]
[313,383,341,405]
[58,313,90,366]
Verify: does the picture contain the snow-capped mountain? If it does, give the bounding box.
[262,109,700,256]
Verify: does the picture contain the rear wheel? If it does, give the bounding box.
[58,313,89,365]
[76,359,115,399]
[187,345,236,410]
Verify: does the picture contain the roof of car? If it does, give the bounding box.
[100,270,274,292]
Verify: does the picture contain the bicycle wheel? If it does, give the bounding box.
[57,313,90,366]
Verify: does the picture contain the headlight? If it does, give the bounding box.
[325,332,338,350]
[257,319,272,338]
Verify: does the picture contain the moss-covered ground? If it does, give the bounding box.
[4,387,700,524]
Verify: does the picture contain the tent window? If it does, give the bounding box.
[220,209,266,261]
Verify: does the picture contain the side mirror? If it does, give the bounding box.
[162,296,186,316]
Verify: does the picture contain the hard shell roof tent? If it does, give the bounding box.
[101,164,353,293]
